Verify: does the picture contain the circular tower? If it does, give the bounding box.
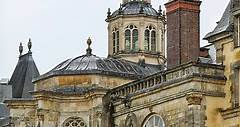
[106,0,166,65]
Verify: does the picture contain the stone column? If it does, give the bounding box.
[139,19,145,51]
[186,92,205,127]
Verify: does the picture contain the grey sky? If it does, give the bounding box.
[0,0,230,78]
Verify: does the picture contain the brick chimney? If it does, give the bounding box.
[165,0,201,68]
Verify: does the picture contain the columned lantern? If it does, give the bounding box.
[106,0,166,66]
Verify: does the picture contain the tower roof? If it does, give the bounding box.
[109,1,159,19]
[9,43,40,98]
[204,1,232,39]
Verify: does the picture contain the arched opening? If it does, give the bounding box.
[63,117,87,127]
[113,28,120,54]
[144,25,156,52]
[125,25,138,51]
[142,114,165,127]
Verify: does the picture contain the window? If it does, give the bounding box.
[233,67,240,107]
[144,30,150,51]
[237,16,240,47]
[125,25,138,51]
[232,61,240,107]
[143,115,165,127]
[144,26,156,52]
[113,28,120,54]
[63,117,87,127]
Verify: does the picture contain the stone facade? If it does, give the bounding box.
[4,0,240,127]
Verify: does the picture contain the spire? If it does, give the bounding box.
[28,38,32,52]
[86,37,92,56]
[19,42,23,56]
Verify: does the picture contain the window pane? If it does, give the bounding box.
[149,117,154,125]
[151,31,156,52]
[113,32,116,53]
[125,30,131,51]
[238,17,240,46]
[132,29,138,51]
[143,115,164,127]
[145,30,150,51]
[116,31,120,52]
[155,116,160,126]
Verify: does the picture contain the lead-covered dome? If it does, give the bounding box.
[35,38,162,81]
[35,54,161,81]
[110,1,159,18]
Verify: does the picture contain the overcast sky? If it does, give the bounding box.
[0,0,230,78]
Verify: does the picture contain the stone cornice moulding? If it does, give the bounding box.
[113,89,225,117]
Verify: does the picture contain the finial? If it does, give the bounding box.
[118,3,123,14]
[139,5,144,14]
[19,42,23,56]
[86,37,92,55]
[28,38,32,52]
[163,10,166,17]
[158,5,162,15]
[107,8,111,18]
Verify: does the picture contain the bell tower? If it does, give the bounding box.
[106,0,166,66]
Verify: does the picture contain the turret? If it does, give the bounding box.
[106,0,166,66]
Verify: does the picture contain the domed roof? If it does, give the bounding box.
[35,39,162,81]
[110,1,159,18]
[35,54,161,81]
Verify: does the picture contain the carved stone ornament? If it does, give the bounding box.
[186,92,203,105]
[125,113,137,127]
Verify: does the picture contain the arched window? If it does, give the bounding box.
[143,115,165,127]
[113,28,120,54]
[144,25,156,52]
[125,25,138,51]
[63,117,87,127]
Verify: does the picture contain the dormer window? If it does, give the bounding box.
[113,28,120,54]
[125,25,139,51]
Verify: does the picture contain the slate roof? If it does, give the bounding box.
[110,1,159,18]
[0,103,9,118]
[9,52,40,98]
[0,117,10,127]
[35,53,162,82]
[204,1,232,39]
[232,0,240,12]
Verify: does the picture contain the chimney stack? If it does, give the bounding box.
[165,0,201,68]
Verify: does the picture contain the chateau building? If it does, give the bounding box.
[1,0,240,127]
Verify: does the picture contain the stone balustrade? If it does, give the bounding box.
[111,61,225,97]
